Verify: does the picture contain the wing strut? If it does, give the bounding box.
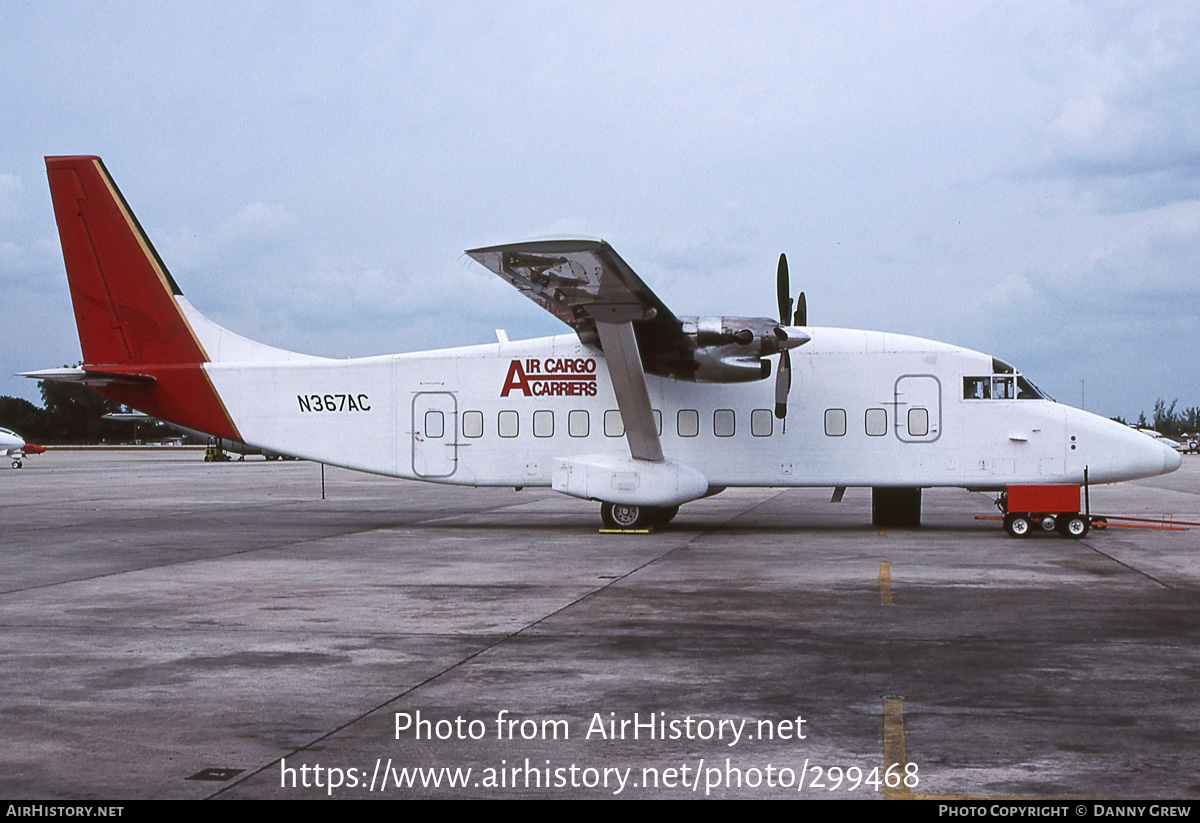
[594,311,664,463]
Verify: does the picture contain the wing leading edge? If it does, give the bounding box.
[466,240,685,349]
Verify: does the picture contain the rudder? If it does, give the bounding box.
[45,155,207,367]
[44,156,240,440]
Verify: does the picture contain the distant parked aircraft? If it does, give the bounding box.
[1,428,45,469]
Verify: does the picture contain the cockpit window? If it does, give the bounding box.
[1016,375,1048,400]
[963,377,990,400]
[964,369,1051,401]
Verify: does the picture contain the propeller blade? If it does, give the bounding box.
[795,291,807,327]
[774,349,792,419]
[777,253,792,325]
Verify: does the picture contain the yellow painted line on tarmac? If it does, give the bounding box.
[882,696,913,799]
[879,561,894,605]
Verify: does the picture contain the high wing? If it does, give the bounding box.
[468,240,673,461]
[467,239,808,387]
[467,239,811,462]
[466,240,690,366]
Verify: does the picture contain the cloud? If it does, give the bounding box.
[216,202,297,244]
[0,174,24,222]
[1034,6,1200,210]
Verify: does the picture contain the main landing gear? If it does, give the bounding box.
[600,502,680,530]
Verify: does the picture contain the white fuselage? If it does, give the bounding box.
[201,326,1180,492]
[1,428,26,454]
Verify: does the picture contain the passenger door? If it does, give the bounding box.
[411,392,458,477]
[894,375,941,443]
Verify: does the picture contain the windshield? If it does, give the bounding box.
[963,369,1053,401]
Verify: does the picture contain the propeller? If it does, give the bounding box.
[773,254,791,419]
[777,253,793,325]
[775,348,792,420]
[773,253,809,419]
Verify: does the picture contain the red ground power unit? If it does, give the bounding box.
[1007,484,1081,514]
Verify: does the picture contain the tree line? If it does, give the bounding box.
[0,379,184,444]
[1114,399,1200,439]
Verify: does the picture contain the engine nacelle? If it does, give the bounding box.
[685,316,778,348]
[691,349,772,382]
[640,316,809,384]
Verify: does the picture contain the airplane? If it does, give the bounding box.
[1130,426,1185,453]
[1,427,45,469]
[23,156,1183,532]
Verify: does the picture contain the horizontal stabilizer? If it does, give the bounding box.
[19,367,156,386]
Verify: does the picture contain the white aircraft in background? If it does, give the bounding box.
[1,428,45,469]
[1131,426,1185,453]
[23,156,1182,531]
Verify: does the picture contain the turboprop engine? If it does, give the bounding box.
[675,315,809,383]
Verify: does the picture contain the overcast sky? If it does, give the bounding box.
[2,2,1197,421]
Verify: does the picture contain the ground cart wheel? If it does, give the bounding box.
[1004,513,1031,538]
[1058,515,1090,539]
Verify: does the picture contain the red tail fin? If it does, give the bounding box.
[45,156,206,366]
[45,156,240,440]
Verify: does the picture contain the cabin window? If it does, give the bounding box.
[653,409,663,436]
[462,410,483,438]
[568,410,589,437]
[533,410,553,438]
[678,409,699,437]
[750,409,773,437]
[714,409,735,437]
[604,410,624,437]
[424,410,445,439]
[825,408,847,437]
[908,408,929,437]
[865,408,887,436]
[498,410,519,438]
[963,377,990,400]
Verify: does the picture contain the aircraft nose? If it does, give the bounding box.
[1164,444,1183,473]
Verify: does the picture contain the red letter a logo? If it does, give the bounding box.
[500,360,531,397]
